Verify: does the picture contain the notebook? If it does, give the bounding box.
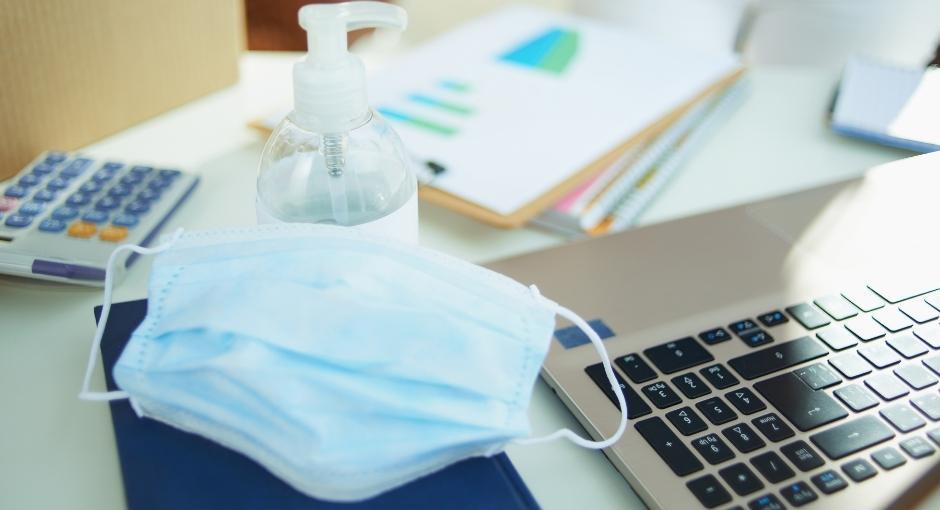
[831,56,940,153]
[94,299,540,510]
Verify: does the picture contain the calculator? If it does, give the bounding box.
[0,152,199,285]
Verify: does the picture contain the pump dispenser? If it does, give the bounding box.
[257,1,418,243]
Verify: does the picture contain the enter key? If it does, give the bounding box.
[754,373,848,431]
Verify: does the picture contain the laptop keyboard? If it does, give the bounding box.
[584,284,940,508]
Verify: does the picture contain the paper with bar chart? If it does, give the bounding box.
[368,6,739,217]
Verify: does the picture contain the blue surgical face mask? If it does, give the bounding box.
[80,225,627,502]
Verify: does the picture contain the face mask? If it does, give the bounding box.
[79,224,627,502]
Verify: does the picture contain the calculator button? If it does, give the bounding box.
[786,303,831,330]
[80,181,102,193]
[92,170,116,182]
[61,158,93,177]
[126,200,151,215]
[67,221,97,238]
[44,152,67,164]
[641,381,681,409]
[757,310,788,327]
[18,173,41,187]
[696,397,738,425]
[671,373,711,399]
[4,185,27,198]
[833,384,879,412]
[158,168,182,179]
[614,353,656,383]
[112,214,139,228]
[32,189,57,202]
[700,364,739,389]
[137,189,161,202]
[751,413,795,442]
[700,327,730,345]
[102,161,124,171]
[722,423,765,453]
[32,164,55,175]
[38,219,67,232]
[148,178,172,191]
[99,226,128,243]
[635,417,703,476]
[666,406,708,436]
[810,470,848,494]
[66,193,91,207]
[814,295,859,320]
[51,207,79,220]
[95,197,122,211]
[726,388,766,414]
[718,463,763,496]
[4,214,33,228]
[0,197,18,212]
[792,362,842,390]
[871,446,906,470]
[899,436,935,458]
[81,211,109,224]
[643,337,713,374]
[130,165,154,175]
[108,185,133,198]
[119,174,143,186]
[19,202,45,216]
[692,433,736,465]
[781,440,825,471]
[687,474,732,508]
[841,458,877,481]
[747,494,784,510]
[46,177,71,191]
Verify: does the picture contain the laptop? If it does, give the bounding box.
[487,151,940,509]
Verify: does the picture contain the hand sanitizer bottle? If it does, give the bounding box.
[256,1,418,243]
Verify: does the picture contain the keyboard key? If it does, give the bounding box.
[914,324,940,349]
[95,197,122,211]
[4,214,32,228]
[700,364,739,389]
[858,343,902,368]
[900,300,939,323]
[887,334,929,359]
[120,174,143,186]
[635,417,703,476]
[722,423,765,453]
[815,295,859,320]
[725,388,766,415]
[817,327,858,351]
[911,393,940,420]
[866,372,909,401]
[780,481,817,507]
[687,475,732,508]
[748,494,785,510]
[126,200,151,215]
[692,433,736,465]
[81,211,109,224]
[643,337,713,374]
[18,173,40,187]
[834,384,879,412]
[829,352,872,378]
[584,363,651,418]
[811,469,847,494]
[148,178,172,191]
[44,152,67,164]
[873,308,914,332]
[696,397,738,425]
[4,185,27,198]
[719,463,763,496]
[32,189,57,202]
[32,163,55,175]
[137,188,161,202]
[728,336,828,380]
[108,185,133,198]
[786,303,830,330]
[61,158,92,177]
[671,373,711,399]
[810,415,894,459]
[641,381,682,409]
[842,458,877,482]
[881,403,926,432]
[111,214,139,228]
[67,221,97,238]
[757,310,788,327]
[843,287,885,311]
[46,177,70,191]
[99,225,128,243]
[51,207,79,221]
[614,354,656,383]
[740,328,773,348]
[92,169,115,182]
[66,193,91,207]
[925,354,940,376]
[792,362,842,390]
[730,319,758,334]
[870,281,939,305]
[752,413,795,442]
[894,364,937,389]
[101,161,123,171]
[871,446,907,470]
[750,451,795,483]
[37,219,66,233]
[19,201,45,216]
[80,181,102,193]
[666,406,708,436]
[845,316,887,341]
[754,373,848,431]
[900,436,935,458]
[930,427,940,445]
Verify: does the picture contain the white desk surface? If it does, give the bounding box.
[0,52,914,509]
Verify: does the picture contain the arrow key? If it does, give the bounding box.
[726,387,767,415]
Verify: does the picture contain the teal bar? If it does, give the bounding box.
[377,108,458,136]
[408,94,474,115]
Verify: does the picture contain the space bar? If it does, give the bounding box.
[727,336,828,380]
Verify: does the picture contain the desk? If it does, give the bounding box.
[0,53,910,509]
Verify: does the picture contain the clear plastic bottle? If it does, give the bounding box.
[255,1,418,243]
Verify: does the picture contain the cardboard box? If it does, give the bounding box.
[0,0,244,180]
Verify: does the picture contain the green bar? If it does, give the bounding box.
[439,80,471,92]
[409,94,474,115]
[539,31,578,74]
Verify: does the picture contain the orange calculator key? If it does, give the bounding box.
[99,225,128,242]
[68,221,97,238]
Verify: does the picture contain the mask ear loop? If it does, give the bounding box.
[78,228,185,401]
[515,285,628,450]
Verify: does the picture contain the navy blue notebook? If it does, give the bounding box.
[95,299,540,510]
